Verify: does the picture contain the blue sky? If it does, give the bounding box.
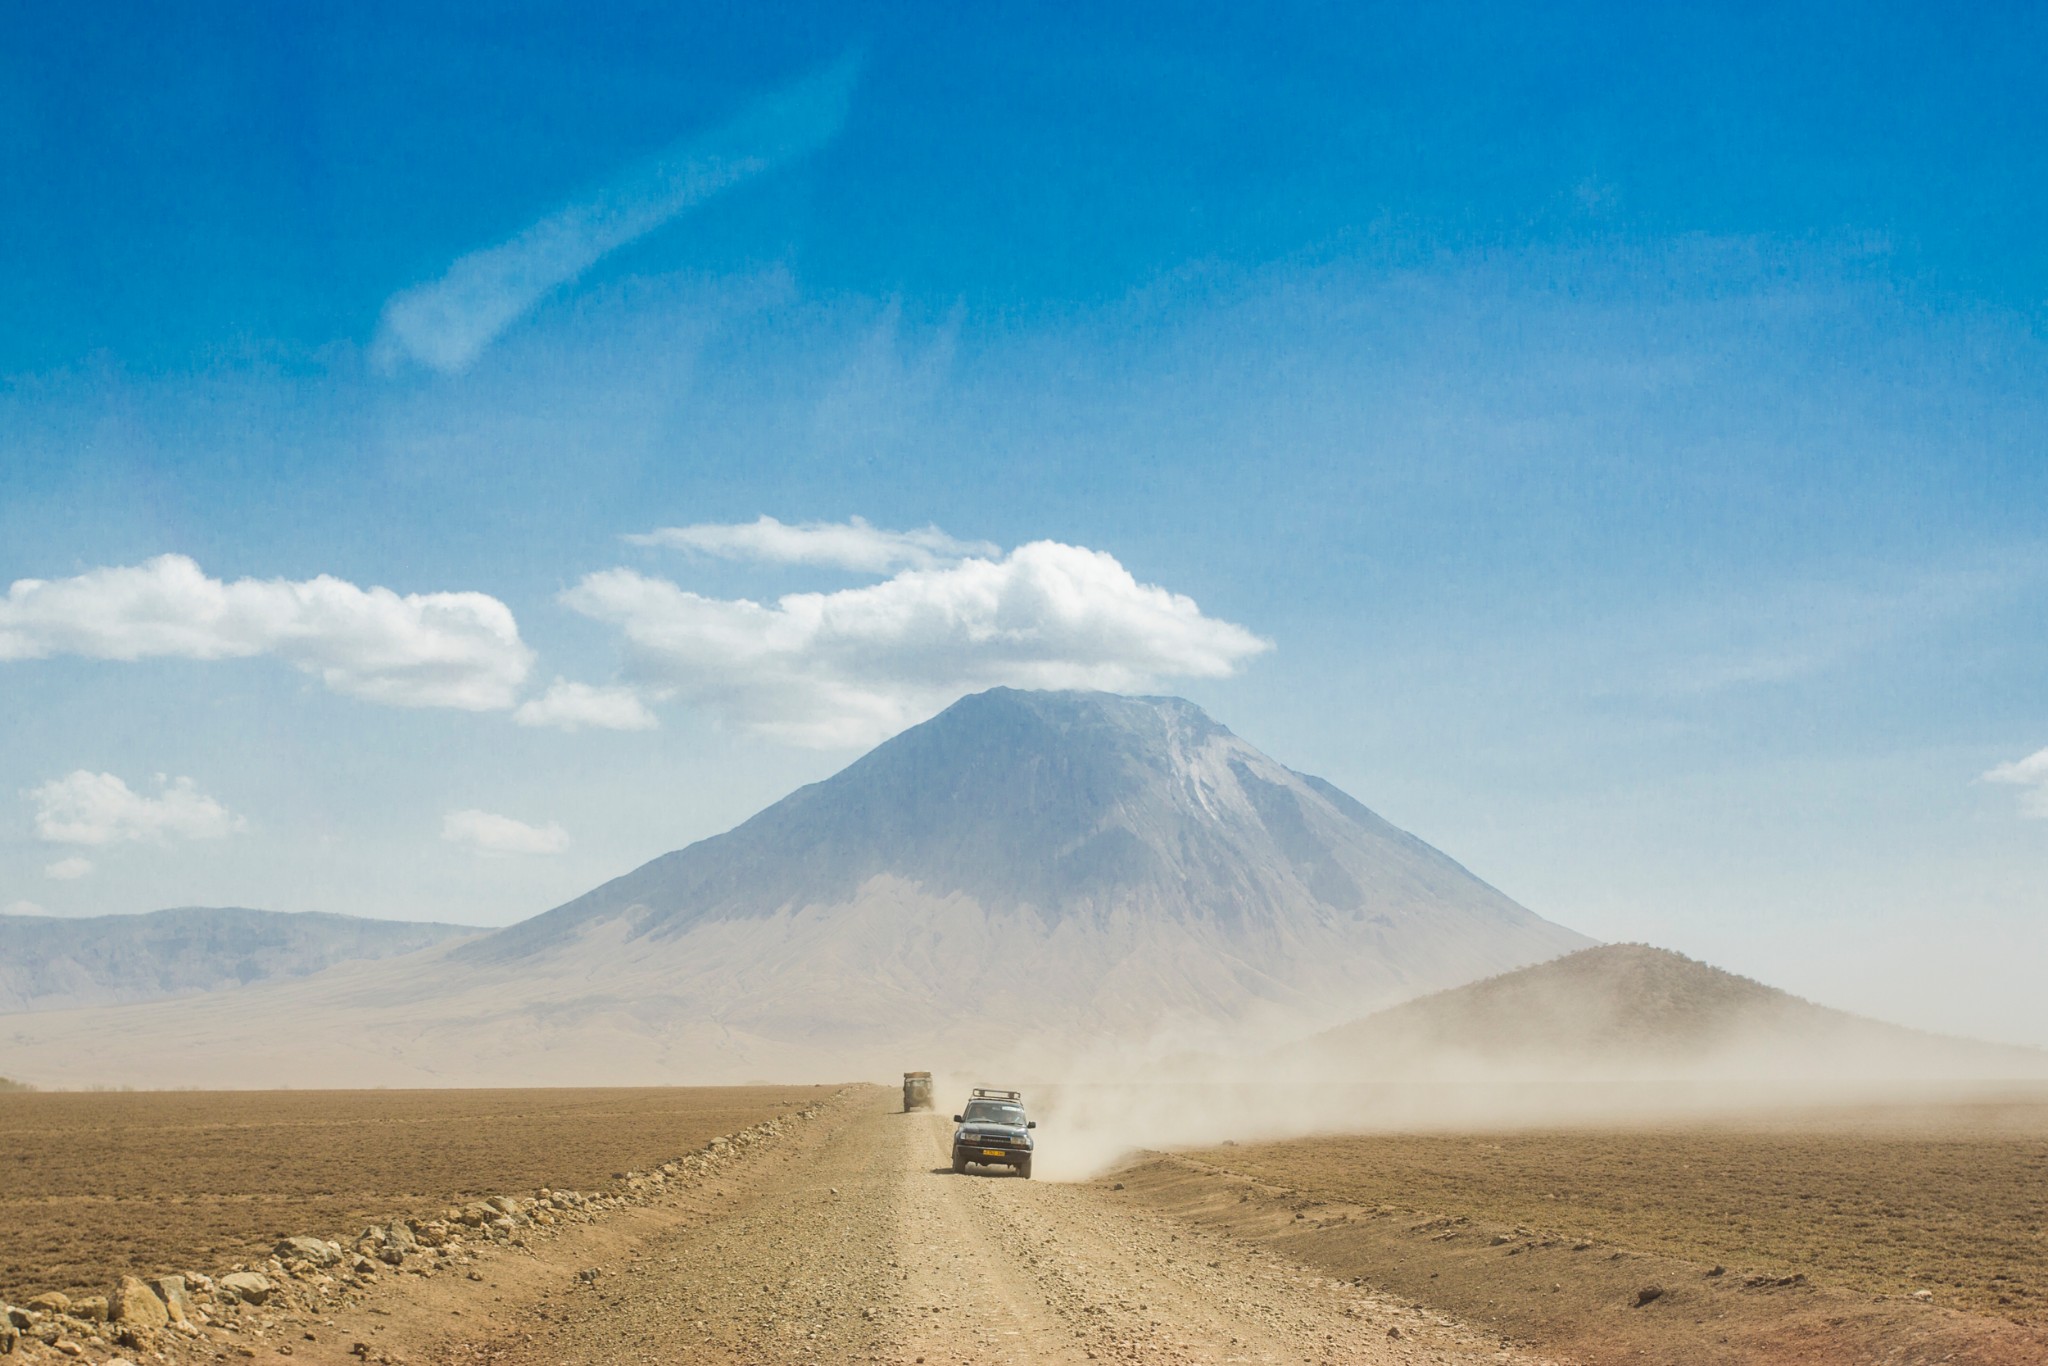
[4,2,2047,1041]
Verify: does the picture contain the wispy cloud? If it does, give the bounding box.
[373,53,861,374]
[513,680,659,732]
[44,857,92,880]
[441,809,570,856]
[1985,748,2048,818]
[627,515,995,574]
[30,772,246,846]
[565,533,1271,747]
[0,554,532,711]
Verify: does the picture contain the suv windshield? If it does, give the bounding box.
[962,1101,1025,1126]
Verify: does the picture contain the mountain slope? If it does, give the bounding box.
[1298,944,2048,1080]
[0,689,1592,1087]
[0,907,477,1013]
[458,688,1589,1042]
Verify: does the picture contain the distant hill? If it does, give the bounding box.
[1298,944,2048,1080]
[0,907,478,1013]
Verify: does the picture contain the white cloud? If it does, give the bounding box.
[626,515,996,574]
[563,537,1271,747]
[441,809,571,856]
[0,554,532,711]
[3,900,47,917]
[30,771,246,846]
[373,54,859,373]
[44,857,93,881]
[1985,748,2048,818]
[513,680,659,732]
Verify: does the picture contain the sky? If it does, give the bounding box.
[4,1,2047,1043]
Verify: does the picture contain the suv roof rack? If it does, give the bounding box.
[971,1086,1022,1101]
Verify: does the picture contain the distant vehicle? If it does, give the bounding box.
[951,1086,1036,1177]
[903,1071,934,1111]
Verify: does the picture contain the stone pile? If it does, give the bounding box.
[0,1102,828,1363]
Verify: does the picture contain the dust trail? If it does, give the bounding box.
[910,949,2048,1182]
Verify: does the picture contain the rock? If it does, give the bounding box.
[54,1340,83,1358]
[1635,1285,1665,1307]
[217,1273,274,1306]
[109,1278,167,1329]
[148,1277,192,1325]
[385,1222,418,1254]
[3,1307,28,1329]
[24,1295,69,1315]
[1386,1325,1402,1339]
[1913,1289,1933,1301]
[276,1238,341,1268]
[0,1323,15,1355]
[70,1296,108,1322]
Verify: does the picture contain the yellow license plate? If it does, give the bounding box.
[981,1149,1005,1158]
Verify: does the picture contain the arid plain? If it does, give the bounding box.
[5,1081,2047,1366]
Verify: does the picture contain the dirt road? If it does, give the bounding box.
[455,1088,1544,1366]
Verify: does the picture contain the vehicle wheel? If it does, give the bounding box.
[1017,1157,1032,1180]
[952,1153,967,1174]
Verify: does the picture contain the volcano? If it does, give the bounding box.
[452,688,1589,1045]
[0,689,1590,1087]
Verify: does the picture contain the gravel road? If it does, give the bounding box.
[473,1088,1545,1366]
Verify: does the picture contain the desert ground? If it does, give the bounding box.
[5,1083,2047,1365]
[0,1085,824,1305]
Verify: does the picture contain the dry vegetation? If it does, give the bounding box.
[0,1084,824,1301]
[1174,1096,2048,1324]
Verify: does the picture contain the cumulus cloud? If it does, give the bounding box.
[1985,747,2048,818]
[3,900,47,917]
[44,857,93,881]
[0,554,532,710]
[441,809,571,856]
[513,680,659,732]
[30,772,246,846]
[373,54,859,373]
[626,515,996,574]
[562,537,1271,747]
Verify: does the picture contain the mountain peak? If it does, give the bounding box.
[465,687,1588,1042]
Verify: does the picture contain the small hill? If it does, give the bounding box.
[0,907,478,1013]
[1300,944,2048,1081]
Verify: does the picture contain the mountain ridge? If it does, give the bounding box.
[0,688,1593,1087]
[0,906,479,1014]
[470,688,1563,969]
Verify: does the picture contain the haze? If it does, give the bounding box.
[5,3,2048,1057]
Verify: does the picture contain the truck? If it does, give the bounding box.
[902,1071,934,1112]
[950,1086,1036,1178]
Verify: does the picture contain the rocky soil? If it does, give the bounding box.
[0,1099,828,1365]
[2,1086,1552,1366]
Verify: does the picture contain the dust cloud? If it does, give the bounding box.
[908,949,2048,1182]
